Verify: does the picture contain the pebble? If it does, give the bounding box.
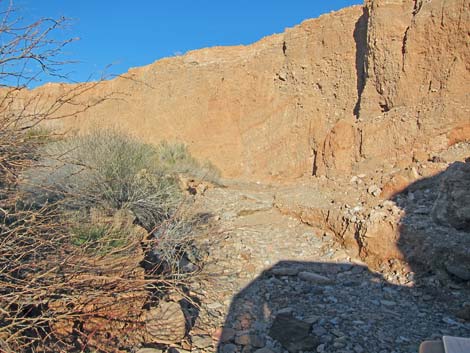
[222,344,238,353]
[298,271,333,284]
[353,344,365,353]
[254,348,275,353]
[136,349,164,353]
[380,300,396,307]
[192,335,213,348]
[368,185,381,196]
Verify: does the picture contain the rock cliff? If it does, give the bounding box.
[30,0,468,182]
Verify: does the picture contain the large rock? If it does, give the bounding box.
[432,162,470,231]
[143,301,187,344]
[269,313,320,353]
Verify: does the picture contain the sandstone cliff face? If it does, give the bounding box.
[28,0,469,182]
[34,5,363,180]
[353,0,470,175]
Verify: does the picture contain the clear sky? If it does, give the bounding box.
[13,0,363,85]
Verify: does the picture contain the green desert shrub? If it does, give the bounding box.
[156,141,220,183]
[24,130,181,229]
[70,222,132,253]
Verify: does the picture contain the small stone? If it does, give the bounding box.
[278,72,287,81]
[304,315,320,324]
[298,271,333,284]
[312,326,327,337]
[276,307,294,315]
[269,313,320,353]
[254,348,275,353]
[168,348,191,353]
[353,344,365,353]
[316,344,326,353]
[251,335,266,348]
[207,302,223,310]
[333,341,345,348]
[457,303,470,321]
[192,335,213,348]
[368,185,381,197]
[380,300,396,307]
[220,328,237,343]
[442,317,460,326]
[223,343,238,353]
[137,349,164,353]
[445,262,470,281]
[144,301,186,344]
[271,267,300,276]
[235,334,251,346]
[331,329,344,337]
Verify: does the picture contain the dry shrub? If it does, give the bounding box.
[156,141,220,184]
[24,130,183,230]
[1,129,213,352]
[0,3,215,349]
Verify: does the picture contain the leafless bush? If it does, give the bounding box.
[0,202,154,352]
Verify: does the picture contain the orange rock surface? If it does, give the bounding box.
[21,0,468,182]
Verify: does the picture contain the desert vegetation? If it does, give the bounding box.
[3,0,469,352]
[1,125,218,352]
[2,126,216,353]
[0,4,218,352]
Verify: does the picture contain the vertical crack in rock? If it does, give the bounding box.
[353,7,369,117]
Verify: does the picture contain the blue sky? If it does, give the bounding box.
[13,0,362,85]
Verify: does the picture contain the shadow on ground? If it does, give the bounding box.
[215,162,470,353]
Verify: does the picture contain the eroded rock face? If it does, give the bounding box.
[24,0,468,182]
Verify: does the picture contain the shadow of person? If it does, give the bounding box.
[216,260,468,353]
[216,162,470,353]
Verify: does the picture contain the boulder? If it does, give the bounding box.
[432,162,470,231]
[269,313,320,353]
[143,301,187,344]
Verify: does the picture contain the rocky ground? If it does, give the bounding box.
[136,174,470,353]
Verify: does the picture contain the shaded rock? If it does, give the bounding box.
[269,313,320,353]
[213,327,236,343]
[432,162,470,231]
[457,303,470,321]
[250,335,266,348]
[254,348,276,353]
[270,267,300,276]
[235,334,265,348]
[234,334,250,346]
[298,271,333,284]
[222,343,239,353]
[445,262,470,281]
